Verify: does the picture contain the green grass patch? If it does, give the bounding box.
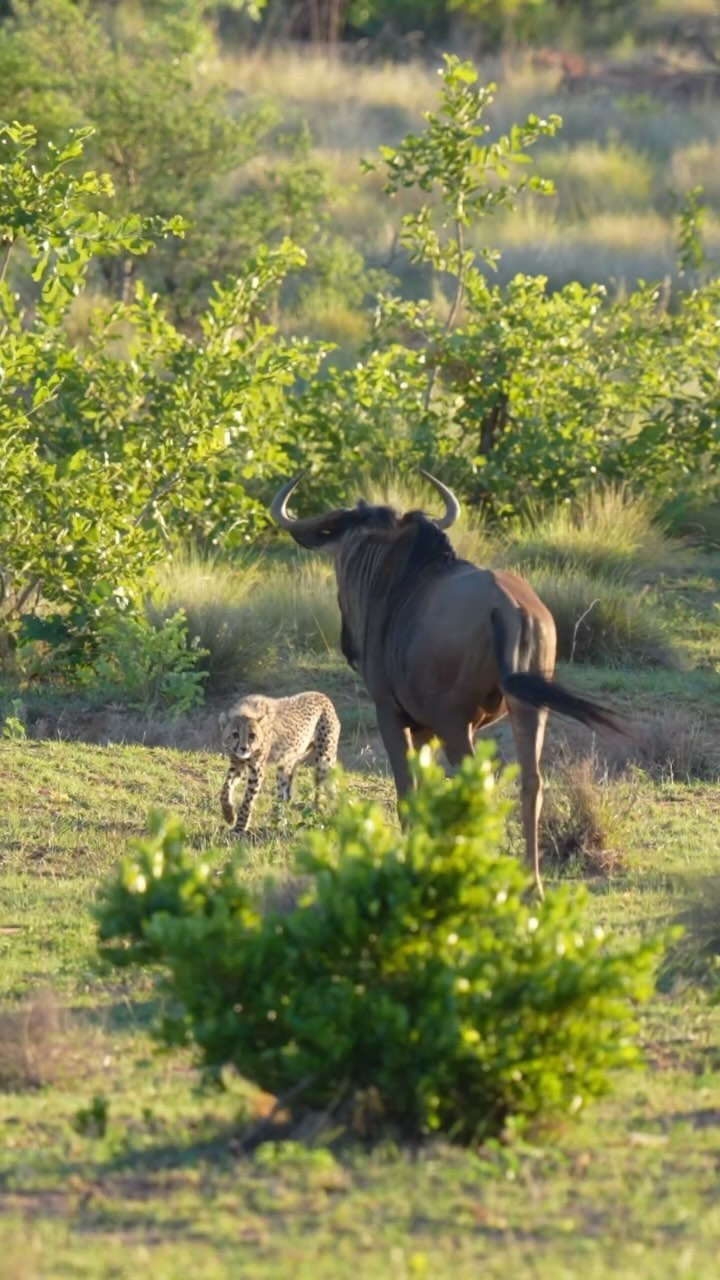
[0,734,719,1276]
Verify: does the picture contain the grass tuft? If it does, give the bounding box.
[148,550,269,695]
[525,568,678,666]
[635,709,720,782]
[148,549,340,696]
[538,140,655,220]
[540,746,636,877]
[249,561,340,659]
[659,874,720,993]
[0,988,63,1090]
[505,486,676,582]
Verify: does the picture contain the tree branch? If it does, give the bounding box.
[422,218,465,414]
[0,239,13,286]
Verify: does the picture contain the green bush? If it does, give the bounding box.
[75,609,209,714]
[95,745,662,1144]
[0,121,323,676]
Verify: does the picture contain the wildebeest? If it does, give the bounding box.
[270,471,624,897]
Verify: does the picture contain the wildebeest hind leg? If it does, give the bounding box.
[507,700,548,900]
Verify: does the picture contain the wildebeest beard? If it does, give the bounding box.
[336,509,460,680]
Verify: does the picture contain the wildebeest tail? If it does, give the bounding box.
[490,608,627,737]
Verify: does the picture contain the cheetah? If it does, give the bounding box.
[218,691,340,835]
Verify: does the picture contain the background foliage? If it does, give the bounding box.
[1,2,719,701]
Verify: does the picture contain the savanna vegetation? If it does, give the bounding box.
[1,0,719,1274]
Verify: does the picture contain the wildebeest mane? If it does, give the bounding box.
[344,510,458,607]
[338,510,460,675]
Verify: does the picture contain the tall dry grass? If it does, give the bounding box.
[505,486,677,581]
[149,485,685,691]
[538,141,655,219]
[148,549,339,695]
[501,488,682,667]
[210,44,720,302]
[526,569,678,667]
[539,745,638,877]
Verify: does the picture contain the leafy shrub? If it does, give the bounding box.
[0,120,323,677]
[96,746,662,1144]
[1,698,28,741]
[77,610,208,715]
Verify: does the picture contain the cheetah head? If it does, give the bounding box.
[219,709,267,761]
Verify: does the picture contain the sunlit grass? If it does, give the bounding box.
[504,486,679,580]
[525,568,678,666]
[149,549,340,696]
[217,48,437,116]
[539,140,655,219]
[144,486,696,690]
[671,138,720,208]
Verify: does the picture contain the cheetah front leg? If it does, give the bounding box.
[224,763,265,836]
[272,764,297,828]
[220,763,245,826]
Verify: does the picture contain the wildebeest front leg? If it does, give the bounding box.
[507,699,548,900]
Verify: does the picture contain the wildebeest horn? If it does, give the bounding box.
[418,469,461,530]
[269,472,312,531]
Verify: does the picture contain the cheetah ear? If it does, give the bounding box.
[218,711,227,728]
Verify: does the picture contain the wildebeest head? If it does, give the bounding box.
[269,470,461,551]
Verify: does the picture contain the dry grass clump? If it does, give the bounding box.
[505,486,676,582]
[538,140,654,219]
[219,47,434,117]
[634,709,720,782]
[526,569,678,667]
[148,550,268,694]
[0,988,63,1090]
[659,485,720,547]
[671,139,720,209]
[539,746,637,877]
[248,561,340,655]
[659,874,720,993]
[149,549,340,696]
